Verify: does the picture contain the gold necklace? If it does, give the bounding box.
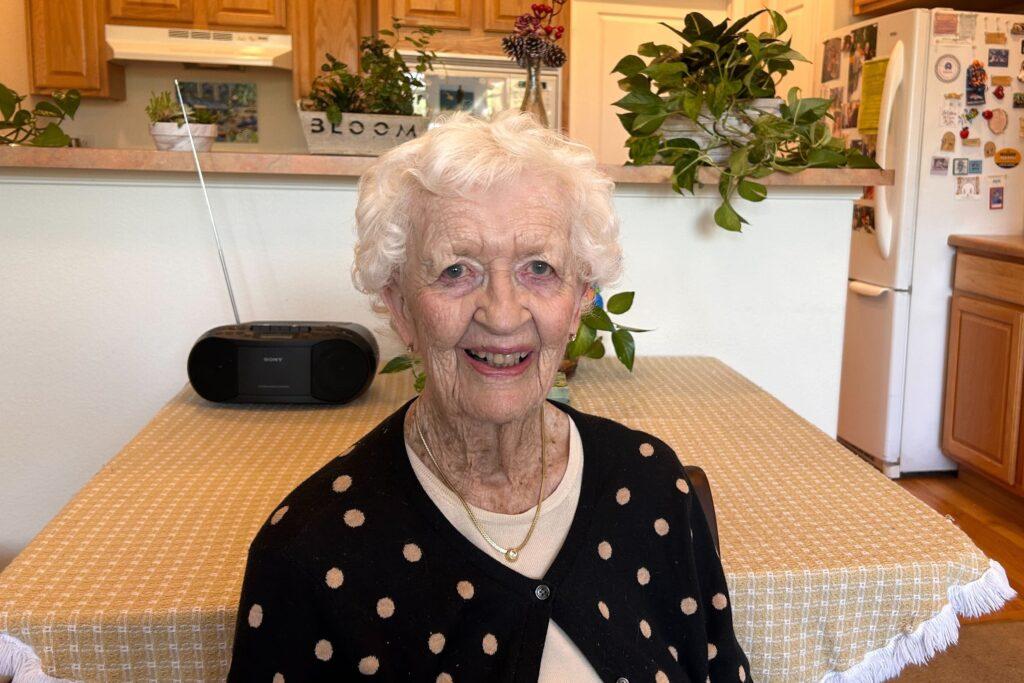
[414,402,546,563]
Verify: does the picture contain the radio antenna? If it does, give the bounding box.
[173,78,241,325]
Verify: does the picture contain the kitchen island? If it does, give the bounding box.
[0,147,891,575]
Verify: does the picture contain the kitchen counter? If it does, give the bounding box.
[949,233,1024,261]
[0,146,895,186]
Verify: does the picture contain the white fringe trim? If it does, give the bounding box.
[819,559,1018,683]
[0,632,77,683]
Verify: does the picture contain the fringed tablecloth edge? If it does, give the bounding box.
[817,558,1017,683]
[0,632,76,683]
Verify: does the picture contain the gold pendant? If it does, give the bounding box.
[505,548,519,562]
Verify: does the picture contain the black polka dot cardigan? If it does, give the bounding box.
[227,398,753,682]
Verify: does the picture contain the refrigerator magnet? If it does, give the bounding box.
[1014,22,1024,35]
[987,32,1008,45]
[995,147,1022,168]
[952,158,970,175]
[934,12,958,37]
[931,157,950,175]
[986,141,997,157]
[988,108,1009,134]
[1014,92,1024,107]
[962,138,981,147]
[941,131,956,151]
[990,185,1005,209]
[966,60,987,105]
[955,176,980,199]
[990,49,1010,67]
[969,159,983,174]
[935,55,960,82]
[992,75,1013,86]
[1019,117,1024,139]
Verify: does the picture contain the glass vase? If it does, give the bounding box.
[519,55,549,128]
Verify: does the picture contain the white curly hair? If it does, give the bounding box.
[351,109,623,317]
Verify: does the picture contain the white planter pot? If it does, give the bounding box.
[297,103,430,156]
[661,98,782,163]
[149,122,218,152]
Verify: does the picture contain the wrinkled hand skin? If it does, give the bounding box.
[385,173,591,515]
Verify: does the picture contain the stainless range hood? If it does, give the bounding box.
[105,24,292,69]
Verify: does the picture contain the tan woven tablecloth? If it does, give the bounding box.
[0,357,1009,681]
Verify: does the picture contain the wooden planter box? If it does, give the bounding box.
[297,104,431,156]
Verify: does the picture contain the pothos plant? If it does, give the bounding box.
[0,82,80,146]
[612,9,878,231]
[564,288,647,372]
[300,18,440,125]
[379,288,648,392]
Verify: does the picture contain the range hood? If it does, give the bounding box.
[105,24,292,69]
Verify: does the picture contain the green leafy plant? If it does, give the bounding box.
[379,354,427,393]
[0,82,80,146]
[612,10,878,231]
[146,90,219,125]
[564,289,648,372]
[300,18,440,125]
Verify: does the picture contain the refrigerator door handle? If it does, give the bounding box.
[873,40,905,261]
[849,280,891,297]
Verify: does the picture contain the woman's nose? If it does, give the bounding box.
[474,270,529,333]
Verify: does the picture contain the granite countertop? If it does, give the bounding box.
[949,233,1024,261]
[0,146,895,186]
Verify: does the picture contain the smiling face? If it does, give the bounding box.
[383,173,590,425]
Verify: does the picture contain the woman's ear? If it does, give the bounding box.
[382,282,416,350]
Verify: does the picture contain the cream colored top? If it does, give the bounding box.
[406,415,602,682]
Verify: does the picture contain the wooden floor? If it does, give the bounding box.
[897,469,1024,623]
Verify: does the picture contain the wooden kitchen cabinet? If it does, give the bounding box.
[109,0,287,29]
[108,0,194,23]
[379,0,540,55]
[26,0,125,98]
[943,234,1024,497]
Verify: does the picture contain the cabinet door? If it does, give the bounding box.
[207,0,287,29]
[27,0,125,98]
[108,0,194,23]
[391,0,471,30]
[942,293,1024,485]
[483,0,530,33]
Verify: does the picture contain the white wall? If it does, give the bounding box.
[0,167,858,570]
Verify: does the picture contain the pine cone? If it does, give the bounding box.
[523,34,546,59]
[502,35,526,64]
[544,44,566,68]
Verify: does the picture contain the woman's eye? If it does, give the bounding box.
[441,264,466,279]
[527,260,553,276]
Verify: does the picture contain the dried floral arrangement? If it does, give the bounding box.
[501,1,567,68]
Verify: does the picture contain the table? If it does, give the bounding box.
[0,357,1014,682]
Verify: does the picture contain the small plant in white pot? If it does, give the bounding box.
[297,18,439,156]
[146,90,219,152]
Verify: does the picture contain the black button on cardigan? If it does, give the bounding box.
[227,398,753,682]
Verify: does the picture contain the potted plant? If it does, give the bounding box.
[146,90,219,152]
[612,10,878,231]
[297,18,439,156]
[0,82,80,146]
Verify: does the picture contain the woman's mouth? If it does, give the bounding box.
[463,348,534,376]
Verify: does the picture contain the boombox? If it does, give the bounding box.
[187,322,378,404]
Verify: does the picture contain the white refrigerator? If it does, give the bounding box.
[816,9,1024,475]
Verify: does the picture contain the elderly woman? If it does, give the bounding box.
[227,111,752,682]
